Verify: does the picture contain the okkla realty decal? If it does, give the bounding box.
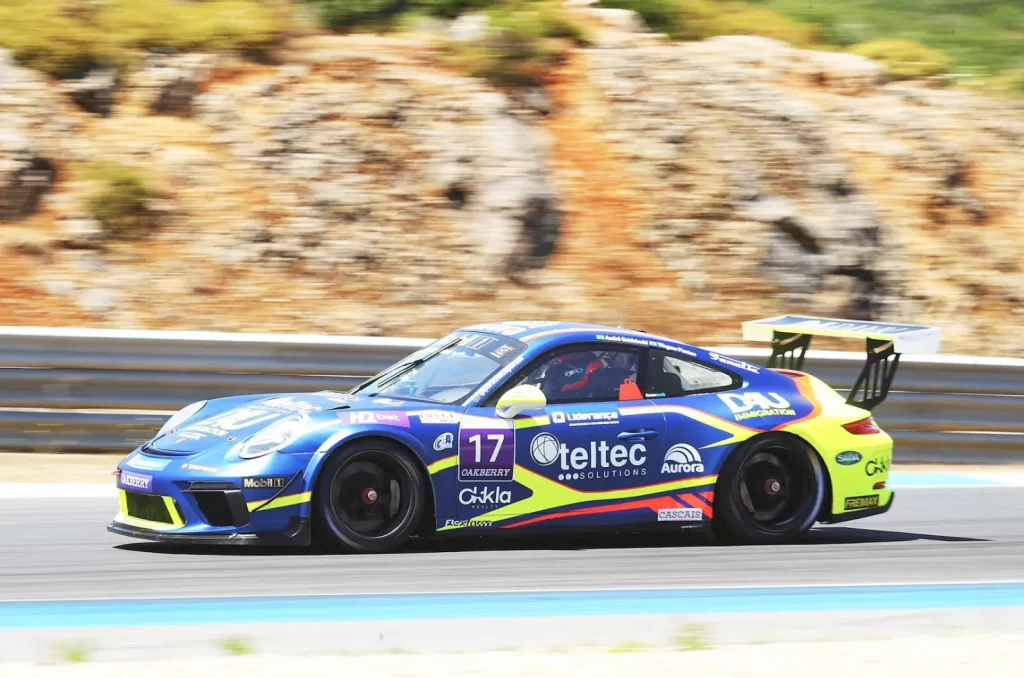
[529,432,647,481]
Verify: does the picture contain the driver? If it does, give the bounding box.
[543,351,610,399]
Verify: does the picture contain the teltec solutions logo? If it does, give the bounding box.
[530,432,647,481]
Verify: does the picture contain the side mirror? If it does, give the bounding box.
[495,384,547,419]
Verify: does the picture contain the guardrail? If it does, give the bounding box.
[0,327,1021,463]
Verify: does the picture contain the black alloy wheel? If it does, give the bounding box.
[714,434,824,544]
[315,439,426,553]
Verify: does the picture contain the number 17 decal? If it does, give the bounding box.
[458,415,515,483]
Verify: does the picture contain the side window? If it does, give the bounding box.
[512,347,641,404]
[645,350,735,398]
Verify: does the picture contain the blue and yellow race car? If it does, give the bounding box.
[109,317,941,551]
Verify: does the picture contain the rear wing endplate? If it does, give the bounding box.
[741,315,941,411]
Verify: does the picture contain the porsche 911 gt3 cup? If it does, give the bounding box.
[108,316,941,551]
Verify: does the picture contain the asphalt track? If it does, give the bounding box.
[2,485,1023,602]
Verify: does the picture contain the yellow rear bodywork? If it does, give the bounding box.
[780,372,894,520]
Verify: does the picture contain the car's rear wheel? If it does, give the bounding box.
[315,439,426,553]
[713,434,824,544]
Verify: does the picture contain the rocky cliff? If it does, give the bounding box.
[1,11,1022,355]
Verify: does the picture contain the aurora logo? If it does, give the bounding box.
[661,443,704,475]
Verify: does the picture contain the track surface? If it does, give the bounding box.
[2,487,1023,602]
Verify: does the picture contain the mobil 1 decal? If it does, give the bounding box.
[458,414,515,483]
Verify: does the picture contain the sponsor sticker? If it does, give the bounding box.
[261,396,324,413]
[708,352,761,374]
[661,444,705,475]
[657,508,703,522]
[458,417,515,482]
[433,432,455,452]
[551,410,620,427]
[718,392,796,421]
[458,486,512,509]
[372,398,405,406]
[187,407,279,437]
[845,494,880,510]
[865,457,889,476]
[340,411,411,427]
[415,410,462,424]
[242,477,288,490]
[444,518,493,528]
[313,391,360,404]
[118,471,153,492]
[530,432,648,482]
[181,463,219,473]
[835,451,862,466]
[125,455,170,471]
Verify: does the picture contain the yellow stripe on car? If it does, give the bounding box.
[247,491,312,512]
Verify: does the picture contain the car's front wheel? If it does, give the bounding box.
[713,433,824,544]
[315,438,426,553]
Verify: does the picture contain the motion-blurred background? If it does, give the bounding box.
[0,0,1021,352]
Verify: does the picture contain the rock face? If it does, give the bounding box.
[0,128,54,220]
[192,49,561,285]
[0,31,1021,354]
[586,36,904,319]
[136,53,216,116]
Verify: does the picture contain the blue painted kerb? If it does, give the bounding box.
[2,583,1023,630]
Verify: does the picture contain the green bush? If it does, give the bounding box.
[598,0,686,37]
[84,163,159,240]
[599,0,816,45]
[449,1,590,86]
[0,0,290,79]
[704,2,818,47]
[849,38,951,79]
[980,69,1024,100]
[308,0,405,28]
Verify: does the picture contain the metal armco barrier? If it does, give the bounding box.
[0,328,1021,463]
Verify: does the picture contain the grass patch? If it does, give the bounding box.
[52,640,91,664]
[0,0,293,79]
[673,623,713,651]
[217,636,254,656]
[747,0,1024,75]
[609,640,652,653]
[849,38,950,78]
[599,0,817,46]
[83,162,161,241]
[977,68,1024,100]
[446,1,592,86]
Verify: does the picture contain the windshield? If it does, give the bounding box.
[355,332,528,404]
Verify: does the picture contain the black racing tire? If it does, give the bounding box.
[713,433,824,545]
[314,438,426,553]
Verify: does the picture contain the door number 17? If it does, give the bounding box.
[468,434,505,463]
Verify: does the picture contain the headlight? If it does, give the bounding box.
[238,413,308,459]
[156,400,207,439]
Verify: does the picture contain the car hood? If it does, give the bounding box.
[148,390,419,455]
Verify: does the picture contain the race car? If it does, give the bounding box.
[108,316,941,552]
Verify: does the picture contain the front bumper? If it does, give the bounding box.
[108,516,311,546]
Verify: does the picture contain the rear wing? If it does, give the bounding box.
[741,315,942,411]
